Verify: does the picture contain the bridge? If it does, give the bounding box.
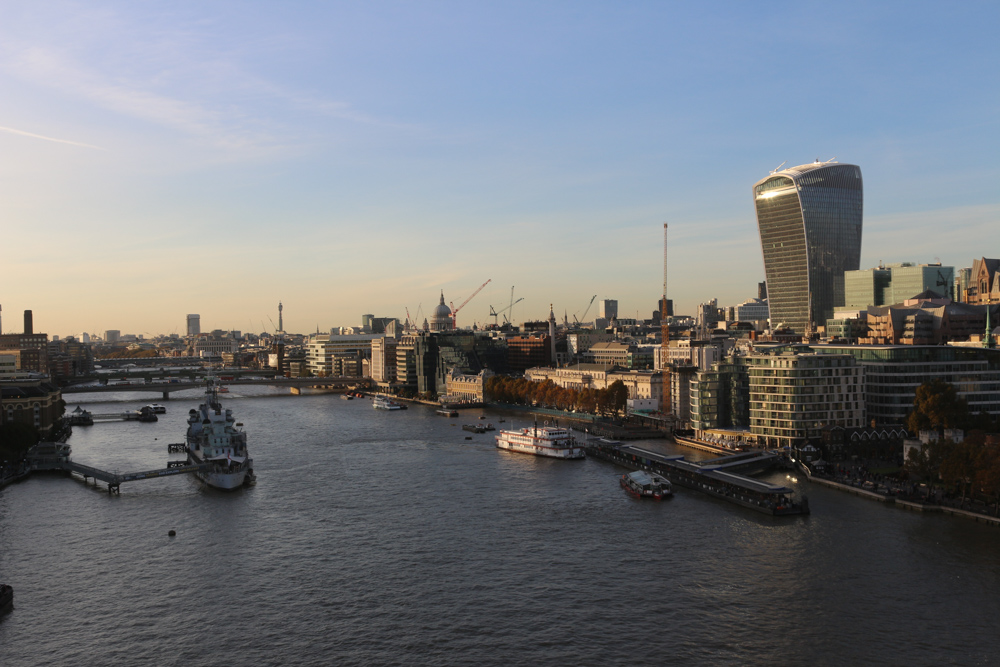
[62,376,367,399]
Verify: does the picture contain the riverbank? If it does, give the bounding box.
[799,462,1000,527]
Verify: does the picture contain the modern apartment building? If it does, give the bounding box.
[754,161,863,334]
[747,351,865,448]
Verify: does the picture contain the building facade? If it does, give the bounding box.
[747,351,865,448]
[811,344,1000,424]
[754,161,863,334]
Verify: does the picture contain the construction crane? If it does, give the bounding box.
[573,295,597,324]
[450,278,492,328]
[489,298,524,326]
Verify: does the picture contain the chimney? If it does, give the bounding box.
[24,309,33,335]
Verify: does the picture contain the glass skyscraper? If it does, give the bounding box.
[753,161,863,334]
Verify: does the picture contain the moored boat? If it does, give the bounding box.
[495,423,585,459]
[620,470,673,500]
[185,377,253,490]
[373,396,407,410]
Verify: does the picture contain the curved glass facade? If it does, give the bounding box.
[754,163,863,334]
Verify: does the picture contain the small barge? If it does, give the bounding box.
[621,470,673,500]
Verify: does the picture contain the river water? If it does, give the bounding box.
[2,389,999,666]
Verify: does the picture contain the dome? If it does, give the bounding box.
[430,291,454,331]
[433,292,452,318]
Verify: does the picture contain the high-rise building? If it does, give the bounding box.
[753,161,863,334]
[598,299,618,320]
[187,314,201,336]
[104,330,121,343]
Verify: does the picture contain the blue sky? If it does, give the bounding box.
[2,1,998,337]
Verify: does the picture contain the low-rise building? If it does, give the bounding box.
[444,368,494,404]
[1,378,64,436]
[524,365,662,401]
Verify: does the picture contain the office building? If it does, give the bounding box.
[598,299,618,320]
[812,344,1000,424]
[885,264,954,304]
[754,161,863,334]
[187,314,201,336]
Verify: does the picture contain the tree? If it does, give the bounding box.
[939,437,981,502]
[607,380,629,417]
[908,379,969,433]
[0,423,40,461]
[975,444,1000,514]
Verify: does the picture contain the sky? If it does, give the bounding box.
[1,1,998,338]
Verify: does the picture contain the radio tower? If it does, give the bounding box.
[660,223,671,419]
[278,301,284,334]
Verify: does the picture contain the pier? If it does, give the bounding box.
[26,442,209,494]
[586,441,808,516]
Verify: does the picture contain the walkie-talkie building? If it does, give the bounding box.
[753,161,863,335]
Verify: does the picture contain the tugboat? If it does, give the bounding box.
[185,377,254,490]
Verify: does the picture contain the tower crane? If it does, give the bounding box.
[450,278,492,328]
[573,295,597,324]
[489,298,524,326]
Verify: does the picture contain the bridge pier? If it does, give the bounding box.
[163,391,170,400]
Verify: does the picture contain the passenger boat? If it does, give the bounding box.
[373,396,407,410]
[620,470,673,500]
[494,423,585,459]
[462,424,486,433]
[436,409,458,417]
[185,377,253,490]
[145,404,167,414]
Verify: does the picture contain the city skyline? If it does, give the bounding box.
[2,2,998,335]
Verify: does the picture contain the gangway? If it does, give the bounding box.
[62,460,211,493]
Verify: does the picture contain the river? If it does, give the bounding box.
[2,388,999,665]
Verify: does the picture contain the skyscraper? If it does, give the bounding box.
[187,314,201,336]
[753,160,863,334]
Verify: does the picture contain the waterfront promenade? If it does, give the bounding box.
[801,460,1000,526]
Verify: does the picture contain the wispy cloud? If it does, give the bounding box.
[0,124,104,150]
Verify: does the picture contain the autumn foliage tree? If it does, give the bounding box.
[484,376,632,417]
[907,379,970,434]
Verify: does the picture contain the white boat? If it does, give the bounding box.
[185,377,253,490]
[373,396,406,411]
[145,404,167,414]
[494,423,585,459]
[620,470,673,500]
